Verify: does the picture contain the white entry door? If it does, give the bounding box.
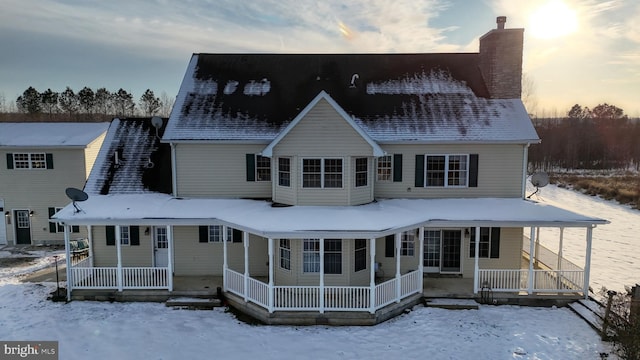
[0,199,6,245]
[154,227,168,267]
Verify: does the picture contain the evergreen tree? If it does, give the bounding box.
[58,87,79,116]
[40,88,59,116]
[78,86,96,114]
[16,86,42,113]
[94,88,112,115]
[113,88,135,116]
[139,89,162,116]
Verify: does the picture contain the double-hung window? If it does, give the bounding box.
[256,155,271,181]
[401,231,415,256]
[120,226,130,246]
[279,239,291,270]
[355,158,368,187]
[469,227,501,258]
[377,155,392,181]
[278,157,291,187]
[302,158,343,188]
[208,225,233,242]
[302,238,342,274]
[425,154,468,187]
[11,153,47,169]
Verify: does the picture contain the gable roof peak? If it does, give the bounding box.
[262,90,385,157]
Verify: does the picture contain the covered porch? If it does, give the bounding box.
[56,196,607,320]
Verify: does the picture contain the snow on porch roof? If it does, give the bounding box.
[53,195,608,238]
[0,122,110,147]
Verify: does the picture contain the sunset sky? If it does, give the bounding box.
[1,0,638,117]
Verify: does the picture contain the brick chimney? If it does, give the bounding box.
[479,16,524,99]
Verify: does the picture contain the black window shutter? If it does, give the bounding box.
[199,226,209,243]
[130,226,140,246]
[106,226,115,246]
[232,229,242,243]
[48,207,57,233]
[246,154,255,181]
[393,154,403,182]
[490,227,501,258]
[46,153,54,169]
[6,153,13,169]
[414,155,424,187]
[72,225,80,233]
[385,235,395,257]
[469,227,476,257]
[469,154,479,187]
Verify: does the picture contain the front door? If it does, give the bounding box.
[14,210,31,245]
[423,229,462,273]
[153,227,168,267]
[0,200,6,245]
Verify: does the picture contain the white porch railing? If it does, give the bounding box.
[522,236,583,273]
[225,268,423,313]
[70,262,169,290]
[122,267,168,289]
[478,269,584,293]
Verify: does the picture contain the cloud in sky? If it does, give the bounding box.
[0,0,638,116]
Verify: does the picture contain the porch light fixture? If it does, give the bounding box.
[4,211,8,217]
[465,228,470,236]
[29,210,35,217]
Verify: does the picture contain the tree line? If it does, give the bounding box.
[0,86,174,121]
[529,103,640,171]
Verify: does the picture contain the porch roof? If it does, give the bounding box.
[53,195,608,238]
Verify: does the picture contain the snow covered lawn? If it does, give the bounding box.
[0,251,612,360]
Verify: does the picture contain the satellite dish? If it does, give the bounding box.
[530,172,549,188]
[527,172,549,198]
[151,116,163,129]
[151,116,163,139]
[65,187,89,213]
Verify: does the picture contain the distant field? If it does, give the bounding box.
[550,172,640,210]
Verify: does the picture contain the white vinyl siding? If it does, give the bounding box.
[374,144,525,199]
[462,227,522,278]
[91,226,152,267]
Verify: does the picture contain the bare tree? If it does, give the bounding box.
[521,73,538,117]
[159,91,175,117]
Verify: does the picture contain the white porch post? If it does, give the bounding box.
[166,225,173,291]
[418,227,424,292]
[535,227,541,268]
[64,226,72,301]
[473,226,480,294]
[87,225,94,267]
[369,237,376,314]
[395,232,401,303]
[319,238,325,313]
[243,231,249,302]
[115,225,123,292]
[222,226,228,292]
[583,227,593,299]
[557,227,564,270]
[268,238,274,313]
[528,227,536,294]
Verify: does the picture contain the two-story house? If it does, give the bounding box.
[0,122,108,246]
[54,18,606,325]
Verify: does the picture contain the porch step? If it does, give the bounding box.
[165,297,222,310]
[424,298,479,310]
[568,298,609,336]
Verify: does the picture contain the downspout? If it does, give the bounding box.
[522,143,530,198]
[171,143,177,197]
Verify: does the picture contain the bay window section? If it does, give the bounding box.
[355,158,368,187]
[278,157,291,187]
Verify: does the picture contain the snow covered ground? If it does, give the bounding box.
[0,242,612,359]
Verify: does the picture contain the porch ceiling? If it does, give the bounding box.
[52,194,608,238]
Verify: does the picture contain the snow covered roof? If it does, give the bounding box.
[53,195,607,238]
[0,122,109,148]
[84,118,172,195]
[164,53,539,144]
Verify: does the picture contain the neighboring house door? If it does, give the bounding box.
[14,209,31,245]
[423,229,462,273]
[153,227,168,267]
[0,199,6,245]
